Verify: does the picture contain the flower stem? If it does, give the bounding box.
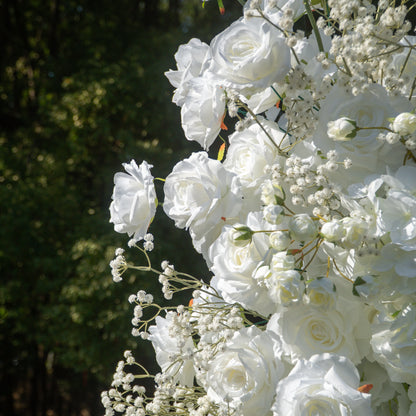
[303,0,324,53]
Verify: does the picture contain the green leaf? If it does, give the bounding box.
[352,276,366,296]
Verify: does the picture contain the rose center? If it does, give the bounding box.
[303,397,342,416]
[224,367,246,391]
[310,321,330,344]
[230,37,258,59]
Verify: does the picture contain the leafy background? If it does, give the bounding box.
[0,1,241,415]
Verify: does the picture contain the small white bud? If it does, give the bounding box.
[392,112,416,135]
[327,117,357,141]
[269,231,291,251]
[320,220,344,242]
[288,214,318,242]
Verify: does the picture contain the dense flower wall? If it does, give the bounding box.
[102,1,416,415]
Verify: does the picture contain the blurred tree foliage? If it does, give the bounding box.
[0,0,241,415]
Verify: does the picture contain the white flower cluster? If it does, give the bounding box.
[103,1,416,415]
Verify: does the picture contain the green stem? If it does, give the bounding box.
[357,126,391,132]
[342,56,352,76]
[323,0,330,18]
[257,9,286,35]
[238,100,285,154]
[408,76,416,101]
[303,0,324,53]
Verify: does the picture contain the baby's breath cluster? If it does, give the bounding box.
[110,248,128,282]
[325,0,412,96]
[280,66,320,139]
[262,148,349,219]
[101,351,148,416]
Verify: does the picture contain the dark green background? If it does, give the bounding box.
[0,1,241,415]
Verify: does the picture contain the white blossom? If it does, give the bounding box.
[206,326,284,416]
[109,160,157,241]
[208,18,291,95]
[288,213,318,242]
[163,152,243,257]
[327,117,357,141]
[165,38,212,107]
[392,112,416,135]
[272,354,373,416]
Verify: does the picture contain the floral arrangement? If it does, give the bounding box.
[101,0,416,415]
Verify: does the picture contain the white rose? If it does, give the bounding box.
[288,213,318,242]
[223,120,287,215]
[209,18,290,93]
[267,300,369,364]
[320,219,344,242]
[310,84,411,184]
[340,217,368,249]
[327,117,357,141]
[148,312,195,386]
[392,112,416,135]
[209,212,276,316]
[181,76,226,150]
[224,120,287,190]
[163,152,242,256]
[272,354,373,416]
[165,38,211,107]
[210,225,259,276]
[270,252,295,272]
[265,269,305,306]
[304,277,337,310]
[269,231,291,251]
[371,304,416,386]
[109,160,157,241]
[206,326,284,416]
